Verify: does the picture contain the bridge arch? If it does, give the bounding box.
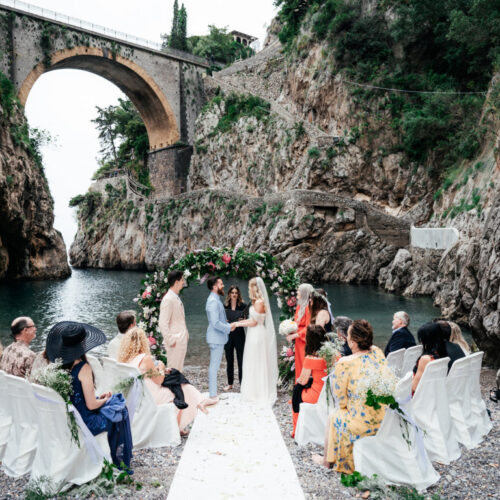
[19,46,180,150]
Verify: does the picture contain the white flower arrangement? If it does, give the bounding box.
[183,269,192,280]
[279,319,298,336]
[357,368,398,399]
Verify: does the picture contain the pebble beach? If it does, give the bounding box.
[0,364,498,499]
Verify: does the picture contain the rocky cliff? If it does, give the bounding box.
[0,84,69,280]
[70,12,500,363]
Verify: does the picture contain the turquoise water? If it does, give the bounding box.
[0,268,463,365]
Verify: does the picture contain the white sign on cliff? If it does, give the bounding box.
[410,226,460,250]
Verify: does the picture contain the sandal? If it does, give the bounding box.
[223,385,233,392]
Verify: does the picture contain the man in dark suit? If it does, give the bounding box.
[435,320,465,371]
[384,311,416,357]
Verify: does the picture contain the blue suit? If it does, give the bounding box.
[206,292,231,396]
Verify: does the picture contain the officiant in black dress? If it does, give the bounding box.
[223,285,248,391]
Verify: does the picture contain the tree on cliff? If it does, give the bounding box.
[161,0,188,52]
[91,99,150,186]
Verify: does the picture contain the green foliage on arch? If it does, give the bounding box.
[135,247,300,363]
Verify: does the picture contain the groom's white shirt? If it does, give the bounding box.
[206,292,230,345]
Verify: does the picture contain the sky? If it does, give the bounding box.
[23,0,278,249]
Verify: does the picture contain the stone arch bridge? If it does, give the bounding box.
[0,1,209,196]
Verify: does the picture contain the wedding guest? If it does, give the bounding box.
[435,319,465,370]
[46,321,133,470]
[310,291,332,333]
[0,316,37,378]
[412,322,448,394]
[287,283,314,382]
[315,288,335,323]
[292,325,328,437]
[223,285,248,391]
[159,270,190,371]
[384,311,416,356]
[118,327,213,434]
[108,310,136,360]
[312,320,386,472]
[206,276,235,401]
[449,321,470,355]
[333,316,353,356]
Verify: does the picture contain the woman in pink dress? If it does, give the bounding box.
[118,327,212,434]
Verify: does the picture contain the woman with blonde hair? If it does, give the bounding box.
[449,322,470,355]
[118,327,212,435]
[233,277,278,406]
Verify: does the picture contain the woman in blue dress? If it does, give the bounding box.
[46,321,133,470]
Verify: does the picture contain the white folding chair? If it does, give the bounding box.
[354,373,439,491]
[468,352,492,440]
[0,370,13,460]
[30,383,110,493]
[410,357,461,464]
[86,354,106,395]
[113,362,180,450]
[295,379,334,447]
[2,374,39,477]
[401,345,423,377]
[446,356,478,449]
[386,348,405,377]
[101,357,119,392]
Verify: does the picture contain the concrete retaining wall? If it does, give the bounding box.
[410,226,459,250]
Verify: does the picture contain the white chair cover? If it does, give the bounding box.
[401,345,423,377]
[294,380,334,446]
[86,354,106,395]
[113,362,180,449]
[2,374,39,477]
[0,370,12,460]
[101,356,119,392]
[468,352,492,439]
[30,383,110,493]
[410,357,461,464]
[353,373,440,491]
[386,348,405,377]
[446,356,479,449]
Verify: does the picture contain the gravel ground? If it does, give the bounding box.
[0,364,498,499]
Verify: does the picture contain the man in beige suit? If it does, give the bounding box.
[159,270,189,371]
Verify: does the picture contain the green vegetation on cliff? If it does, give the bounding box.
[91,98,150,187]
[275,0,500,177]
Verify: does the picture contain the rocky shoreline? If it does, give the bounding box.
[0,363,497,499]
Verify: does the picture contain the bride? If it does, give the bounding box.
[233,277,278,407]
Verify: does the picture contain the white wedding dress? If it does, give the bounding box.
[240,278,278,407]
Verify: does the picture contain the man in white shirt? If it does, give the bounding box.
[108,310,136,360]
[159,270,189,371]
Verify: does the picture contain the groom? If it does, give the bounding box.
[206,276,235,401]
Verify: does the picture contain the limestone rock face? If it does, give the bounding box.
[0,101,69,280]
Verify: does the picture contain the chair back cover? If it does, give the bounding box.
[0,370,12,460]
[30,383,109,493]
[446,356,478,449]
[401,345,423,377]
[2,373,39,477]
[101,357,119,392]
[410,357,460,464]
[86,354,105,395]
[468,352,492,438]
[387,348,405,377]
[353,372,439,490]
[112,361,180,449]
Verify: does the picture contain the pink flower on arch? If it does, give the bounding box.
[286,347,293,358]
[287,296,297,308]
[148,336,157,346]
[222,253,231,265]
[142,290,151,299]
[207,261,216,271]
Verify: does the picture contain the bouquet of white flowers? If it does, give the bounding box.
[279,319,298,336]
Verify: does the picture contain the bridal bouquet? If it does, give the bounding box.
[279,319,298,336]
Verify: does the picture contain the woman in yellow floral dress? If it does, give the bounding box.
[313,319,387,473]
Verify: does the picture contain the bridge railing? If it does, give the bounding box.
[0,0,210,66]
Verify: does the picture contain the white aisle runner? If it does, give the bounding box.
[167,393,305,499]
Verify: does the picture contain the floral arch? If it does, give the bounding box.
[135,247,300,363]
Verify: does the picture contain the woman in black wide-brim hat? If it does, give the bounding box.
[46,321,133,470]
